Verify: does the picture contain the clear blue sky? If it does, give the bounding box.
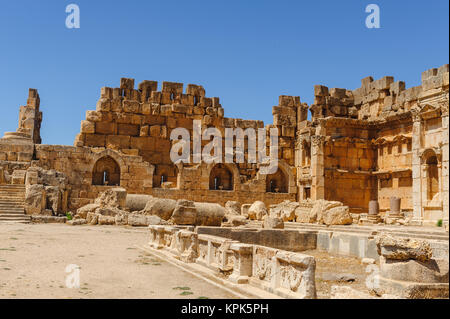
[0,0,448,145]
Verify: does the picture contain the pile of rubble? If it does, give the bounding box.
[66,189,354,228]
[70,188,226,227]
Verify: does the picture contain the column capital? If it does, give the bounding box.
[311,135,325,147]
[439,99,449,117]
[411,106,422,123]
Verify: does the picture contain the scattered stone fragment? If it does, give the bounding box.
[375,233,433,262]
[247,201,267,221]
[263,216,284,229]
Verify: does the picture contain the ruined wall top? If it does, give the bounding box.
[309,64,449,123]
[99,78,221,111]
[94,77,306,134]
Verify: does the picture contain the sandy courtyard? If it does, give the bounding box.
[0,223,236,299]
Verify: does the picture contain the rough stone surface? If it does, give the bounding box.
[225,201,241,216]
[86,212,99,225]
[248,201,267,221]
[222,215,248,227]
[76,203,100,219]
[141,198,177,220]
[31,215,67,223]
[98,215,116,225]
[375,233,433,262]
[320,205,353,226]
[194,202,225,226]
[295,204,317,223]
[94,187,127,209]
[127,214,167,226]
[24,184,45,215]
[263,216,284,229]
[171,200,197,225]
[270,200,298,222]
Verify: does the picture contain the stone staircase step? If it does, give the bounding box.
[0,209,26,214]
[0,217,30,223]
[0,185,27,223]
[0,214,27,218]
[0,203,25,207]
[0,195,25,197]
[0,202,24,205]
[0,192,26,194]
[0,205,24,208]
[0,208,25,212]
[0,213,28,218]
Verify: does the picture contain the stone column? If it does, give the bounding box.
[441,102,449,227]
[411,110,423,225]
[369,200,379,215]
[311,135,325,200]
[229,243,253,284]
[367,200,382,224]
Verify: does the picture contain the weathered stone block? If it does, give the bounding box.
[120,78,135,90]
[95,122,116,135]
[80,120,95,134]
[117,123,139,136]
[314,85,329,97]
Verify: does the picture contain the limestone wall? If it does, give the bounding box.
[75,78,298,182]
[33,145,154,211]
[297,64,449,223]
[30,144,296,211]
[1,64,448,225]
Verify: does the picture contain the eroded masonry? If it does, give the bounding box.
[1,64,449,299]
[1,64,448,226]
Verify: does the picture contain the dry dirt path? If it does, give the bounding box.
[0,223,236,299]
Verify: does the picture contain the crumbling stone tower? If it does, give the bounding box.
[3,88,42,144]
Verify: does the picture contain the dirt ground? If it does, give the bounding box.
[0,222,376,299]
[303,249,375,299]
[0,223,236,299]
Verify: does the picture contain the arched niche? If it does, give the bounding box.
[153,164,179,188]
[209,164,233,191]
[420,148,442,202]
[265,168,288,193]
[92,156,121,186]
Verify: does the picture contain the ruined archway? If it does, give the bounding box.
[209,164,233,191]
[92,156,120,186]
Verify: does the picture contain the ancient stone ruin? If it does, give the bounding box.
[0,64,448,299]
